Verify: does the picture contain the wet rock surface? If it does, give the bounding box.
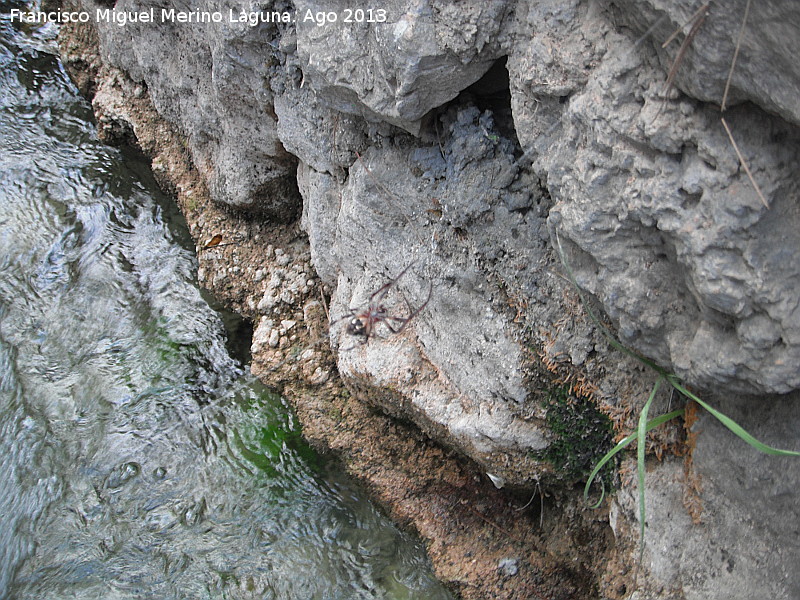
[84,0,300,217]
[60,0,800,598]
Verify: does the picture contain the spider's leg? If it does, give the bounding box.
[368,279,395,306]
[393,280,433,334]
[381,315,409,334]
[361,314,377,340]
[329,308,358,327]
[397,287,419,319]
[369,261,416,305]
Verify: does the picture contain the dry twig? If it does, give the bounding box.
[653,3,710,121]
[719,0,768,207]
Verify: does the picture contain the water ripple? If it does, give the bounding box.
[0,3,451,599]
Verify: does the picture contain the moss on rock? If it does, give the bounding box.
[540,386,615,488]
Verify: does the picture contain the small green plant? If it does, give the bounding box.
[554,234,800,569]
[541,385,615,488]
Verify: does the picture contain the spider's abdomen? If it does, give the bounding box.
[346,317,367,337]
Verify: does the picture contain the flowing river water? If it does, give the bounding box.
[0,6,452,598]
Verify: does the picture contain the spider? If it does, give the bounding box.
[332,263,432,351]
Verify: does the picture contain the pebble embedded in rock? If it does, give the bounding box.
[498,558,519,577]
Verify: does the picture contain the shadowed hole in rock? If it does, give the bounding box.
[679,187,703,208]
[463,56,521,153]
[427,56,523,158]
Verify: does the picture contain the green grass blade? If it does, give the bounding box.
[668,376,800,457]
[583,442,622,508]
[583,403,685,507]
[636,377,663,562]
[556,229,799,582]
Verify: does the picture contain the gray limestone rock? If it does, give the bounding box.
[611,0,800,127]
[297,105,558,483]
[294,0,510,132]
[77,0,300,218]
[509,0,800,395]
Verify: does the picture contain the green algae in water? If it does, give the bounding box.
[0,7,453,597]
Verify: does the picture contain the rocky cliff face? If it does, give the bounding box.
[60,0,800,598]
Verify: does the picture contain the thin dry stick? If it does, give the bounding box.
[434,115,445,160]
[661,2,711,49]
[719,0,768,208]
[463,503,525,544]
[721,0,751,111]
[200,242,238,251]
[721,117,769,207]
[652,3,710,121]
[633,13,670,48]
[319,283,331,321]
[514,478,545,529]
